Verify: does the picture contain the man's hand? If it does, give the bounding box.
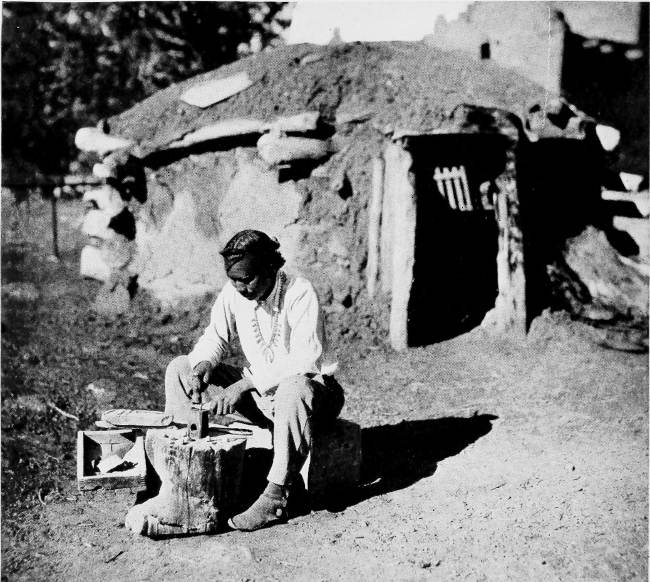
[189,361,213,403]
[208,378,254,416]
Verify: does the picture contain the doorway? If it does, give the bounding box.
[405,134,508,345]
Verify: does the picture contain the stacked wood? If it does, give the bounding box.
[75,127,133,156]
[79,185,135,287]
[125,428,247,538]
[73,147,145,311]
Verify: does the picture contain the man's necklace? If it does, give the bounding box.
[251,271,285,364]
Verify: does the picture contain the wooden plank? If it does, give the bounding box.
[180,71,253,108]
[457,166,473,211]
[443,170,457,210]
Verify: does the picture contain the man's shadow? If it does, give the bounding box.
[237,413,498,513]
[350,413,498,505]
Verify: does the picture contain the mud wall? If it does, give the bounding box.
[134,148,302,303]
[134,123,391,344]
[278,123,391,343]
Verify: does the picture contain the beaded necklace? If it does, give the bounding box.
[251,270,285,364]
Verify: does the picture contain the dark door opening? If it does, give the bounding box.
[405,134,507,346]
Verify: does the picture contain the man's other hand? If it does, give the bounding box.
[190,360,213,396]
[208,378,254,416]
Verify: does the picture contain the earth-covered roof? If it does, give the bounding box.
[109,41,549,152]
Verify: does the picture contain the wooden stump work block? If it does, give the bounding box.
[125,428,246,538]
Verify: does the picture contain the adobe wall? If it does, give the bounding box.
[133,122,392,344]
[133,148,303,303]
[428,2,566,93]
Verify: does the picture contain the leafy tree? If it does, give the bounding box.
[2,2,290,178]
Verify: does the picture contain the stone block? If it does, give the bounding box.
[239,417,362,506]
[300,418,362,505]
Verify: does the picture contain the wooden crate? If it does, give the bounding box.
[77,429,146,491]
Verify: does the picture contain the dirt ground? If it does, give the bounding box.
[2,194,648,581]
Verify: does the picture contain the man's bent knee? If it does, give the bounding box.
[275,375,314,405]
[165,355,191,382]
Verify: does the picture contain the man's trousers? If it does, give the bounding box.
[164,356,344,486]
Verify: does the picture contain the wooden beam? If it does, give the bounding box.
[367,157,384,298]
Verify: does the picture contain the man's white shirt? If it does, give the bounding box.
[188,271,338,399]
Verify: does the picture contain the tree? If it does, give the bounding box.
[1,2,290,178]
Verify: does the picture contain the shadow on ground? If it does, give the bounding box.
[137,414,498,521]
[324,413,498,511]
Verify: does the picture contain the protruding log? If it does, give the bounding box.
[75,127,134,156]
[256,132,329,167]
[266,111,320,133]
[165,119,266,149]
[125,428,246,538]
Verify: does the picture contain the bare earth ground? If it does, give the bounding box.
[1,195,648,581]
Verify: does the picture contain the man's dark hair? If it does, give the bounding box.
[220,230,286,272]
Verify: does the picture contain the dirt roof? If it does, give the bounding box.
[109,41,549,152]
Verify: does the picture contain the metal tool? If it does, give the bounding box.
[186,406,209,439]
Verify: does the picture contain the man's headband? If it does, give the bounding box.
[224,252,260,274]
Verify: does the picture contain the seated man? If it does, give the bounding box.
[164,229,344,531]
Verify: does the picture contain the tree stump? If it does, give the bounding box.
[125,427,247,538]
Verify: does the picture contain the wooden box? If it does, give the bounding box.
[77,429,147,491]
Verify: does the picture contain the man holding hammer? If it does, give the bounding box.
[164,230,344,531]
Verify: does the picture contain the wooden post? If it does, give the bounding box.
[50,192,60,260]
[490,150,527,335]
[367,157,384,298]
[385,142,416,351]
